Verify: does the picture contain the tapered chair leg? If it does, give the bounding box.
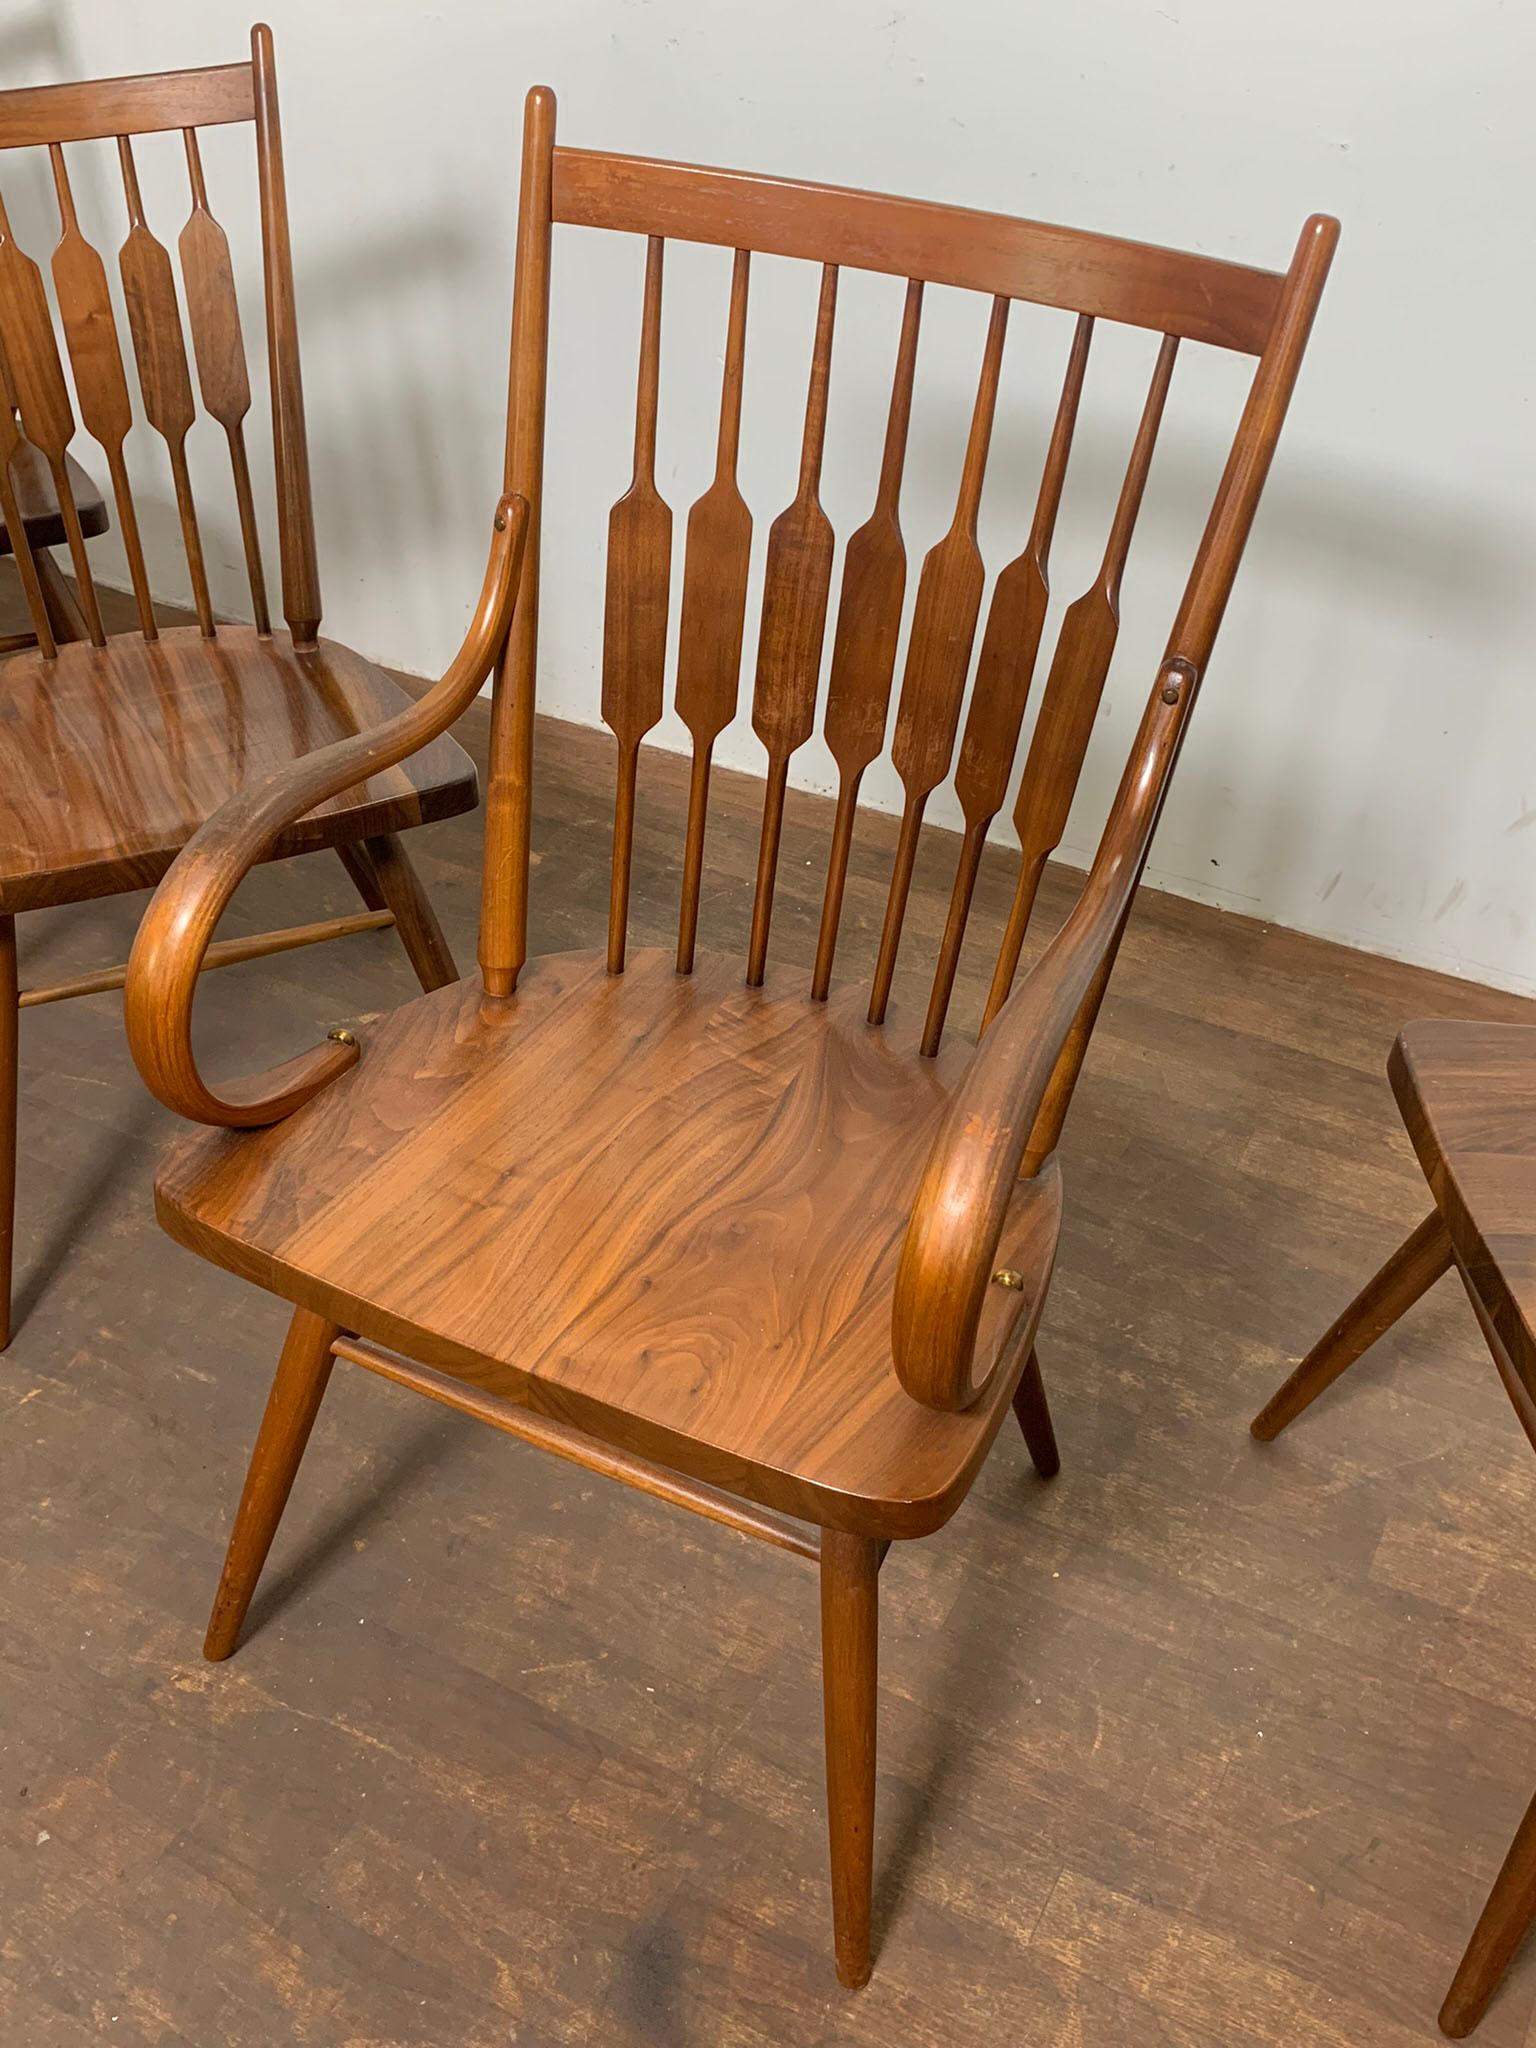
[0,915,16,1352]
[335,840,388,912]
[203,1307,341,1661]
[1250,1211,1453,1442]
[821,1528,879,1988]
[1440,1787,1536,2037]
[1012,1347,1060,1477]
[359,833,458,992]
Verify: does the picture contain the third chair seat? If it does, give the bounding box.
[0,625,472,911]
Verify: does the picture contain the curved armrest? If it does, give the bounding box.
[892,657,1198,1411]
[125,494,529,1129]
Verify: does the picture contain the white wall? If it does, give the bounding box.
[9,1,1536,992]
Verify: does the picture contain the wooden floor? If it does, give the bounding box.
[4,587,1536,2045]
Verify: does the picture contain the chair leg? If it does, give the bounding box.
[0,915,16,1352]
[356,833,458,993]
[1012,1346,1060,1477]
[1440,1787,1536,2037]
[33,551,89,645]
[1249,1210,1453,1442]
[821,1527,879,1989]
[335,841,387,912]
[203,1306,340,1661]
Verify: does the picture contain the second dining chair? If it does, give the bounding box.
[0,28,477,1348]
[123,76,1336,1986]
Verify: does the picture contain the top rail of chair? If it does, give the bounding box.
[0,61,256,151]
[550,145,1288,355]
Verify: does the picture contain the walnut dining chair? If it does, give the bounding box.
[1253,1021,1536,2037]
[0,28,477,1349]
[125,85,1336,1986]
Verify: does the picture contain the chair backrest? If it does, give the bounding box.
[478,86,1336,1065]
[0,25,318,658]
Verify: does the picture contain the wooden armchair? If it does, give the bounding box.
[125,87,1336,1986]
[0,29,478,1347]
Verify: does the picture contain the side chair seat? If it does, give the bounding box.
[154,946,1062,1539]
[0,623,477,914]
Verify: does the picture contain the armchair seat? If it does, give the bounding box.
[0,624,476,913]
[156,946,1059,1538]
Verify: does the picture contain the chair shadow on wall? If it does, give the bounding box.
[1126,442,1526,929]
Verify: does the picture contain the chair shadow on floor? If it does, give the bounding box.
[237,1395,476,1646]
[11,1082,157,1337]
[871,1454,1066,1958]
[604,1445,1063,2042]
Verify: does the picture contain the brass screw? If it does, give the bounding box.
[991,1267,1025,1291]
[327,1026,358,1047]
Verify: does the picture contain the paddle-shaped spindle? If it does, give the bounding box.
[867,294,1010,1025]
[675,248,752,973]
[0,182,106,645]
[180,128,270,634]
[811,277,923,1001]
[48,144,156,639]
[117,133,214,636]
[983,329,1179,1030]
[745,263,839,987]
[602,235,672,973]
[920,313,1093,1054]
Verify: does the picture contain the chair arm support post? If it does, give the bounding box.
[124,495,529,1128]
[891,656,1199,1412]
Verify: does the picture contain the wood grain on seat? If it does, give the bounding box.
[0,624,476,913]
[155,948,1059,1539]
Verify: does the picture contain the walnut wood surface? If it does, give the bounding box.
[821,1529,880,1985]
[812,276,921,1001]
[118,133,213,636]
[181,129,269,634]
[674,247,752,974]
[330,1331,822,1562]
[746,261,838,986]
[602,235,671,973]
[479,84,554,996]
[0,61,254,150]
[868,293,1008,1025]
[551,146,1284,353]
[0,625,475,915]
[154,948,1059,1540]
[47,142,152,632]
[923,313,1091,1054]
[252,22,321,648]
